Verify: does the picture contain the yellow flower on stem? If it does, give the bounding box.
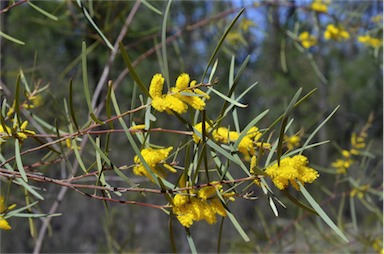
[358,35,383,48]
[310,0,329,13]
[0,196,15,231]
[298,32,318,48]
[133,146,176,181]
[148,73,210,114]
[172,182,231,228]
[284,134,301,150]
[0,120,35,142]
[324,24,350,41]
[265,155,319,191]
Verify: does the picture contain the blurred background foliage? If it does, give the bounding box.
[0,0,382,253]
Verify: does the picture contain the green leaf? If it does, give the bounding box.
[0,153,43,200]
[161,0,173,87]
[233,109,269,149]
[142,0,162,15]
[82,41,93,113]
[299,181,349,242]
[300,105,340,154]
[0,31,25,45]
[76,0,114,51]
[118,42,151,98]
[69,79,80,131]
[276,88,302,166]
[15,139,27,182]
[282,189,317,214]
[201,8,245,82]
[186,229,198,254]
[208,87,248,108]
[27,1,58,21]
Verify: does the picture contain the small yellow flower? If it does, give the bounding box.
[310,0,329,13]
[324,24,350,41]
[25,94,43,109]
[265,155,319,190]
[298,32,318,48]
[284,134,301,150]
[358,35,383,48]
[149,73,164,98]
[0,196,15,231]
[350,184,369,199]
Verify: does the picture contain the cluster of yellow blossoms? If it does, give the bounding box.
[324,24,350,41]
[0,196,15,231]
[265,155,319,191]
[193,122,270,161]
[358,35,383,48]
[331,131,368,175]
[310,0,330,13]
[298,32,318,49]
[0,120,35,143]
[133,147,176,182]
[172,183,233,228]
[149,73,210,114]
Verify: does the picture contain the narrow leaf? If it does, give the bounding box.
[0,31,25,45]
[15,139,27,182]
[27,1,58,21]
[119,42,151,98]
[299,182,349,242]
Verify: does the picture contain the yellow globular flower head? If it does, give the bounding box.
[324,24,350,41]
[172,74,210,111]
[149,74,165,98]
[0,196,14,231]
[198,182,222,200]
[265,155,319,191]
[358,35,383,48]
[192,121,212,143]
[298,31,318,48]
[133,146,174,181]
[172,182,230,228]
[149,73,210,114]
[284,134,301,150]
[175,73,190,90]
[310,0,329,13]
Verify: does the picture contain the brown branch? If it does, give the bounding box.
[0,0,27,14]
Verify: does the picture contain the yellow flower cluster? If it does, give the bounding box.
[350,184,370,199]
[172,183,229,228]
[310,0,330,13]
[358,35,383,48]
[149,73,210,114]
[324,24,350,41]
[331,129,369,174]
[298,32,318,48]
[0,120,36,143]
[331,116,371,175]
[193,122,270,161]
[284,134,301,150]
[331,150,354,175]
[265,155,319,191]
[0,196,15,231]
[133,147,176,181]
